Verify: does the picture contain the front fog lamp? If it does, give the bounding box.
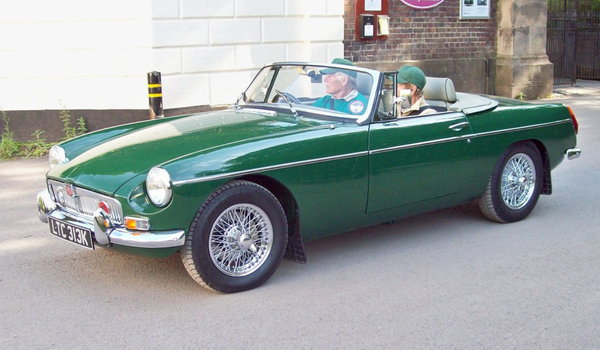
[49,145,69,168]
[146,167,172,207]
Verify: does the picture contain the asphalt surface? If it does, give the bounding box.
[1,82,599,349]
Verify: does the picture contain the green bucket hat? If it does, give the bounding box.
[396,66,427,90]
[320,58,358,78]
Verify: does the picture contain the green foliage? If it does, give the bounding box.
[516,92,527,101]
[1,105,87,161]
[60,102,77,140]
[59,102,87,140]
[21,130,53,158]
[77,117,87,135]
[1,110,19,159]
[1,109,55,161]
[549,0,600,16]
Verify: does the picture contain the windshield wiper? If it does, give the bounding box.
[275,89,299,118]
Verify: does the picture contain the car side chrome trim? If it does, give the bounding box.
[172,119,574,186]
[172,151,369,186]
[472,119,572,138]
[370,119,574,156]
[370,135,473,155]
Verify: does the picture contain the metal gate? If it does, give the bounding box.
[547,0,600,85]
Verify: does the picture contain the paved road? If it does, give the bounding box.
[1,84,599,349]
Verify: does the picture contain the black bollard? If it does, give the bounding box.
[147,71,164,119]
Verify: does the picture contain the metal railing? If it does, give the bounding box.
[547,0,600,85]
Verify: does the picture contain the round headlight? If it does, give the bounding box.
[146,167,172,207]
[49,145,69,168]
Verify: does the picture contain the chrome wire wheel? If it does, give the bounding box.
[209,203,273,277]
[501,153,536,210]
[182,180,287,293]
[479,142,542,223]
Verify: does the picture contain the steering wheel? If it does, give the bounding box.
[274,91,301,105]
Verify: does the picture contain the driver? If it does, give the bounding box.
[313,58,368,115]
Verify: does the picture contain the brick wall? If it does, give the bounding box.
[343,0,498,91]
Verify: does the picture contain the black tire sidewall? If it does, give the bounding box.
[489,142,543,223]
[189,181,288,293]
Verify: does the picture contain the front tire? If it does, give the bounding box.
[479,142,543,223]
[181,180,288,293]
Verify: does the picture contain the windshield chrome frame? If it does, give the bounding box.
[240,62,381,125]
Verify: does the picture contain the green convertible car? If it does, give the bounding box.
[37,62,580,293]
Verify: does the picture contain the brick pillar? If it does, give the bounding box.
[495,0,554,99]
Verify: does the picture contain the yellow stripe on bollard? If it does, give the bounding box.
[148,71,164,119]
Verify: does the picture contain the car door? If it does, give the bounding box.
[367,111,473,213]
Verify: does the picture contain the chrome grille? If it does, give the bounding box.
[47,179,124,225]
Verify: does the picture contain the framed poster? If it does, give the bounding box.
[365,0,382,11]
[460,0,491,20]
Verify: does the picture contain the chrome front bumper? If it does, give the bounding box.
[566,147,581,160]
[37,190,185,249]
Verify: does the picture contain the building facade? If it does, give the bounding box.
[345,0,498,94]
[1,0,552,142]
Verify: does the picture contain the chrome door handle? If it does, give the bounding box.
[449,121,470,131]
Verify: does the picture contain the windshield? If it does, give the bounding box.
[242,64,375,120]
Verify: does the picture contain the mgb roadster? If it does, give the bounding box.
[37,62,580,293]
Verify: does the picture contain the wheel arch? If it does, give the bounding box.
[237,174,307,263]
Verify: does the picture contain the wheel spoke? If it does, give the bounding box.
[209,203,274,277]
[500,153,536,210]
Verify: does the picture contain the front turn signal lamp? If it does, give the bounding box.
[125,217,150,231]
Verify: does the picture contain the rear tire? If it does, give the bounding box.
[479,142,543,223]
[181,180,288,293]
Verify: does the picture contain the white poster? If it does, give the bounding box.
[365,0,382,12]
[460,0,491,20]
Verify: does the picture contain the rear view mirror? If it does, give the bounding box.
[308,70,322,83]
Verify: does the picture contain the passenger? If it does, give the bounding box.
[396,66,437,117]
[313,58,368,115]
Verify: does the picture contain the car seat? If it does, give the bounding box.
[423,77,457,110]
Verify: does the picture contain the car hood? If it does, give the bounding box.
[48,109,331,195]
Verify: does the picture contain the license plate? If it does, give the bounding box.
[48,217,94,250]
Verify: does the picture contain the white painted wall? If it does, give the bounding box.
[0,0,344,111]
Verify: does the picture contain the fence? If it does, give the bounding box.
[547,0,600,85]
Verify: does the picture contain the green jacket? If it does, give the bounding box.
[313,90,368,115]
